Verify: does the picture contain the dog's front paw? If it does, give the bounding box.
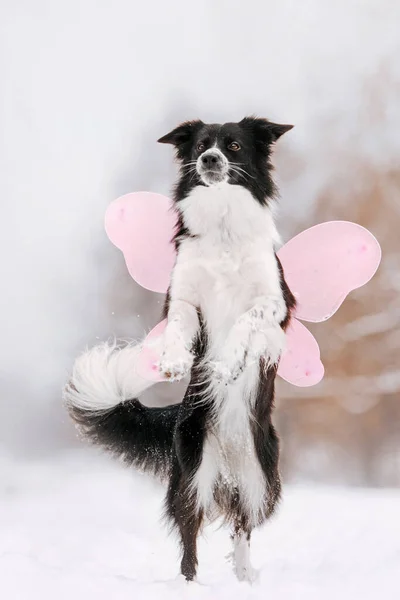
[211,344,248,385]
[158,341,194,382]
[249,325,286,368]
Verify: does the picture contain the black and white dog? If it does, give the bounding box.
[65,117,296,583]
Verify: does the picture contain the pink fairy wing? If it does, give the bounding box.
[136,319,167,382]
[105,192,177,293]
[277,318,324,387]
[277,221,381,323]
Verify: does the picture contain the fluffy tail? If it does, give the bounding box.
[64,341,180,480]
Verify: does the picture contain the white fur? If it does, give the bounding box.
[233,532,258,583]
[169,182,286,527]
[64,341,153,411]
[170,182,285,386]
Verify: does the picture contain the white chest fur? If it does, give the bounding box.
[175,184,284,524]
[178,183,282,354]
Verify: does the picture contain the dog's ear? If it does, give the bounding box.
[264,121,294,141]
[158,120,204,146]
[240,116,294,144]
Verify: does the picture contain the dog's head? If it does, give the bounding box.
[158,117,293,205]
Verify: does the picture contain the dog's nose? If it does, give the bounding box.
[201,152,221,168]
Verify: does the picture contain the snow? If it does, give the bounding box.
[1,453,399,600]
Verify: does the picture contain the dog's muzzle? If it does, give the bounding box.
[196,149,228,185]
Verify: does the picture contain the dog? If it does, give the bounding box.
[64,116,296,583]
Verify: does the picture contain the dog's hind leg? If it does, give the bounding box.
[231,519,258,583]
[177,503,203,581]
[165,389,209,581]
[170,487,203,580]
[165,467,204,581]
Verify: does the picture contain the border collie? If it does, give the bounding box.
[64,116,296,583]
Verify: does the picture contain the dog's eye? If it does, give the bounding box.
[228,142,241,151]
[197,142,205,152]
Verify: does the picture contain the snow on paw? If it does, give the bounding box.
[158,342,193,381]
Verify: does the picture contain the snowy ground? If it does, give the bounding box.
[1,452,399,600]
